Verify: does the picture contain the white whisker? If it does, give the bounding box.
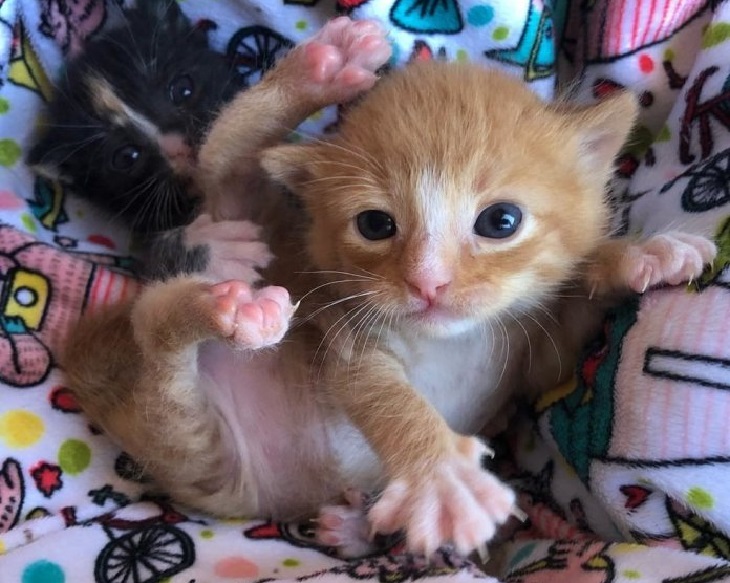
[522,310,562,381]
[507,311,532,373]
[296,290,379,326]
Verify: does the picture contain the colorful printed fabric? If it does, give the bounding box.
[1,1,730,582]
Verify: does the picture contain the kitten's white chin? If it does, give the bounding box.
[405,308,479,338]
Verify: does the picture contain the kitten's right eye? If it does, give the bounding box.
[356,210,396,241]
[111,145,141,171]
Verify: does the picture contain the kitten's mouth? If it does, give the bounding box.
[408,304,458,323]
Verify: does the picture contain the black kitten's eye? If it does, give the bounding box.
[168,74,195,105]
[111,145,141,171]
[474,203,522,239]
[356,210,396,241]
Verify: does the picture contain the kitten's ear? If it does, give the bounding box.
[561,92,639,175]
[26,130,67,182]
[135,0,191,37]
[260,144,319,195]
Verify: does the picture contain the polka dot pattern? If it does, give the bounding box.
[0,138,21,167]
[58,439,91,475]
[214,556,259,578]
[0,410,44,448]
[22,560,65,583]
[467,5,494,27]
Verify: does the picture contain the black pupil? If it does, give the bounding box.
[112,145,140,171]
[474,203,522,239]
[357,210,395,241]
[169,75,194,105]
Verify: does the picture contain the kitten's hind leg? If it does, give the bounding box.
[65,277,295,516]
[130,278,292,352]
[209,280,295,348]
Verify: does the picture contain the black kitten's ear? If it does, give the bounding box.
[134,0,191,36]
[26,130,71,183]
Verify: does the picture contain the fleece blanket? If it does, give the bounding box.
[1,1,730,582]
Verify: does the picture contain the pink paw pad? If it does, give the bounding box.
[316,490,373,558]
[625,232,717,292]
[297,16,391,103]
[210,281,295,349]
[317,489,404,558]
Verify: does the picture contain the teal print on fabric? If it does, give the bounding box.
[28,176,69,232]
[467,4,494,27]
[485,0,559,81]
[23,560,65,583]
[390,0,464,35]
[548,296,640,482]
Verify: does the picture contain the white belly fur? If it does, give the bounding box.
[197,322,523,516]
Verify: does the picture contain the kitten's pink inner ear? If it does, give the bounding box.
[260,144,315,193]
[573,92,639,174]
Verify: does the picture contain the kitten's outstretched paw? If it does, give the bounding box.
[186,214,273,282]
[316,489,376,558]
[210,281,295,349]
[369,437,514,557]
[289,17,391,105]
[623,232,716,293]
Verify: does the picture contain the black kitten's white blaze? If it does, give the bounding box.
[27,0,242,234]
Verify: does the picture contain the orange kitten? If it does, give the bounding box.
[63,61,715,559]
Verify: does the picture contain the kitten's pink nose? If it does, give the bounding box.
[406,274,451,303]
[158,133,195,174]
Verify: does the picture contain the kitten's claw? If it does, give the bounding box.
[210,281,294,349]
[476,543,490,564]
[368,436,515,557]
[623,232,716,293]
[282,17,391,106]
[641,272,651,294]
[456,434,495,462]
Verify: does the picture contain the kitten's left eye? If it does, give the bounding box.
[168,74,195,105]
[356,210,396,241]
[474,203,522,239]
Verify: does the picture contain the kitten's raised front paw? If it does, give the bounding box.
[368,437,514,557]
[622,232,716,293]
[288,17,391,105]
[316,489,376,558]
[210,281,295,349]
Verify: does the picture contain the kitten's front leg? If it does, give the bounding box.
[199,16,391,219]
[585,231,717,297]
[330,353,516,557]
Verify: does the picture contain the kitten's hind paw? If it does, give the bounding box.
[622,232,716,293]
[317,489,402,558]
[211,281,295,349]
[316,489,377,558]
[284,17,391,106]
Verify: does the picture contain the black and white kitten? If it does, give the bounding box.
[27,0,242,239]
